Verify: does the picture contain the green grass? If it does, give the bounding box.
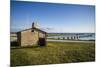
[11,41,95,66]
[47,33,66,37]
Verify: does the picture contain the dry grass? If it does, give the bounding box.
[11,41,95,66]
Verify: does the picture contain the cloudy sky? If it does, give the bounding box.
[11,1,95,33]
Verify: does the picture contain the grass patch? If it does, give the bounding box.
[11,41,95,66]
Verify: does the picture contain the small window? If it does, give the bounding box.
[31,29,34,32]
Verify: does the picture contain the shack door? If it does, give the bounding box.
[38,38,46,46]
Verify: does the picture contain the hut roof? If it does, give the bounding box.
[17,27,46,34]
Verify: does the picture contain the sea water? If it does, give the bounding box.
[47,33,95,40]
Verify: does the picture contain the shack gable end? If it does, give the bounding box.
[17,28,46,47]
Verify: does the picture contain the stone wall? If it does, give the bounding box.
[39,32,46,38]
[17,29,46,47]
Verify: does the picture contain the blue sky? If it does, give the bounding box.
[11,1,95,33]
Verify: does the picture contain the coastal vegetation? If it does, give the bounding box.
[11,41,95,66]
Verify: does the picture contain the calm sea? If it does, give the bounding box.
[47,33,95,40]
